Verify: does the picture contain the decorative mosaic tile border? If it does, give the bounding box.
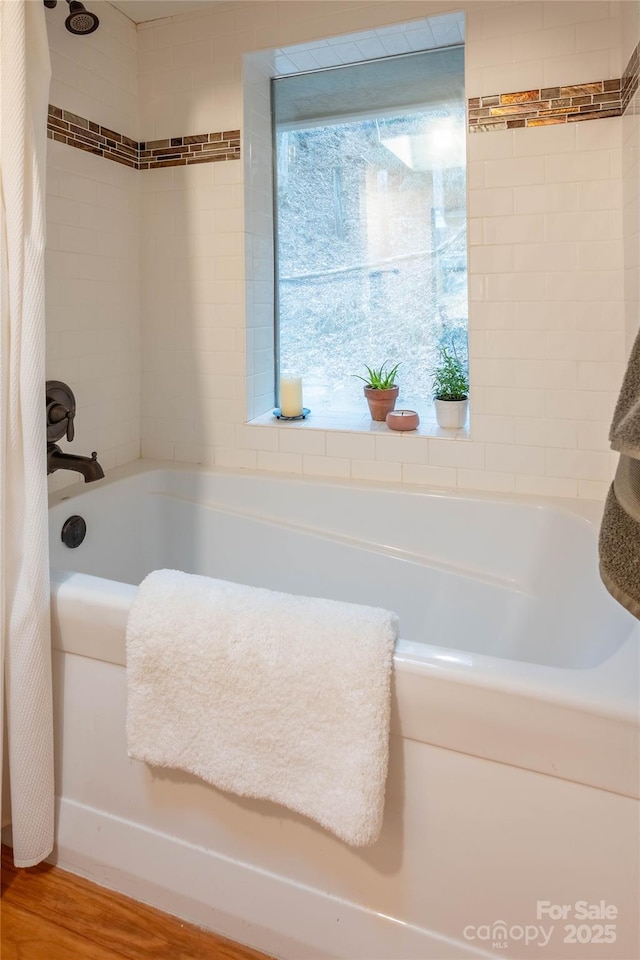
[468,79,623,132]
[469,41,639,132]
[139,132,241,169]
[47,106,139,166]
[46,105,240,170]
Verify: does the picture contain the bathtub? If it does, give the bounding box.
[46,461,639,960]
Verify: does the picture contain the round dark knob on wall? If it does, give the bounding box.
[61,515,87,549]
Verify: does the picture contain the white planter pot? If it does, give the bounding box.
[434,398,468,429]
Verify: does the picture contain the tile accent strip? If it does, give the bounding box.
[47,105,139,166]
[139,131,241,169]
[468,79,623,132]
[46,105,241,170]
[469,43,639,133]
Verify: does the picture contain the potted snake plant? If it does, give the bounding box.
[355,362,400,422]
[432,348,469,429]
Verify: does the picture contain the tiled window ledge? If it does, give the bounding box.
[248,408,470,441]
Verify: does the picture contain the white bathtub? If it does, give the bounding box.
[47,461,639,960]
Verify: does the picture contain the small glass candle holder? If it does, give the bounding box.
[386,409,420,431]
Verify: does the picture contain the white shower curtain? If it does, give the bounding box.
[0,0,54,866]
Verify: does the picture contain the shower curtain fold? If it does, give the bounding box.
[0,0,54,866]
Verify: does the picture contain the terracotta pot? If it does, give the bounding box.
[434,397,468,429]
[364,385,399,421]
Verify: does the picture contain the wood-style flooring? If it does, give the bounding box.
[1,844,275,960]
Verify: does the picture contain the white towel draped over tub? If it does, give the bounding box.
[126,569,398,847]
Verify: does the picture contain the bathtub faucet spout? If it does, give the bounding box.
[45,380,105,483]
[47,443,105,482]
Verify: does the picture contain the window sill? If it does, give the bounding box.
[248,407,470,440]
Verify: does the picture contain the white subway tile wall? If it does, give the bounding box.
[45,1,140,492]
[139,0,630,498]
[45,1,638,500]
[621,0,640,66]
[47,0,137,136]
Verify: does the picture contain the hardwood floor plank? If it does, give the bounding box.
[1,902,123,960]
[1,845,275,960]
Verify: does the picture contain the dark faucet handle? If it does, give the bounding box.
[47,403,76,441]
[47,402,66,424]
[46,382,77,444]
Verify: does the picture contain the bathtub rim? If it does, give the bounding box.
[48,457,608,526]
[50,568,640,801]
[49,566,639,723]
[48,458,638,716]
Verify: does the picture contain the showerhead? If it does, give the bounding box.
[65,0,99,35]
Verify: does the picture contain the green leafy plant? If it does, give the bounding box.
[355,362,400,390]
[432,348,469,401]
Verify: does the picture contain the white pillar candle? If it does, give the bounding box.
[279,377,303,417]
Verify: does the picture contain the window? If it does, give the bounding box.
[273,46,467,417]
